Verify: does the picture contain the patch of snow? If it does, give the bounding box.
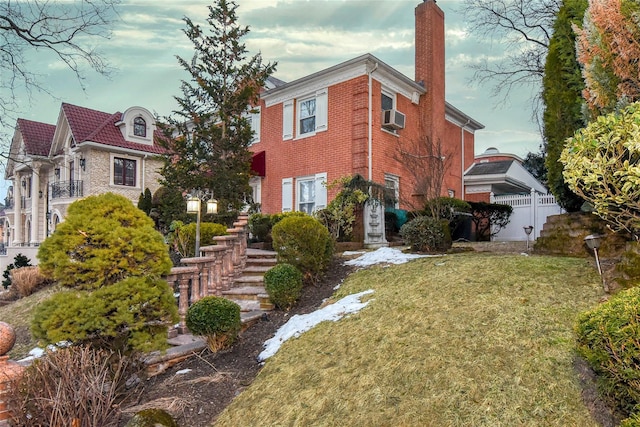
[343,246,440,267]
[258,289,374,362]
[175,368,192,375]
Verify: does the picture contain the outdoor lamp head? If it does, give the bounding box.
[186,196,201,214]
[584,234,602,250]
[206,198,218,214]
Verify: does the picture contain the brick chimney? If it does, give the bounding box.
[415,0,445,145]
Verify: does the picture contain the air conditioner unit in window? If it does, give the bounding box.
[381,109,405,130]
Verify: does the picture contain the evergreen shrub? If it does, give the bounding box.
[186,296,241,352]
[271,215,334,283]
[400,216,451,253]
[575,286,640,414]
[264,263,303,311]
[32,277,178,353]
[248,213,272,242]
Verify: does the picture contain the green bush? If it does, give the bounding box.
[32,193,178,354]
[125,409,178,427]
[271,215,334,284]
[575,286,640,414]
[621,411,640,427]
[400,216,451,253]
[186,296,241,352]
[38,193,172,290]
[171,221,228,258]
[32,277,178,353]
[248,213,272,242]
[264,263,303,311]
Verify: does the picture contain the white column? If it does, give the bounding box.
[30,167,40,244]
[13,173,22,246]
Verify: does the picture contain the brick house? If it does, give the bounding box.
[248,0,483,217]
[1,103,165,268]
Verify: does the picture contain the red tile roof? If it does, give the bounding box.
[16,119,55,156]
[61,103,166,154]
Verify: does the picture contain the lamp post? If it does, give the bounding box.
[523,225,534,251]
[186,190,218,256]
[584,234,607,292]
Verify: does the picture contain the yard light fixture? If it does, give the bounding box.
[523,225,533,251]
[186,190,218,256]
[584,234,607,292]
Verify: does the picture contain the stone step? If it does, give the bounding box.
[245,257,277,268]
[234,275,265,287]
[243,265,273,276]
[222,285,266,299]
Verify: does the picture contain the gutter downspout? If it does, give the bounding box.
[461,119,470,200]
[368,62,379,182]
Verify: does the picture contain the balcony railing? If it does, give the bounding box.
[50,180,83,199]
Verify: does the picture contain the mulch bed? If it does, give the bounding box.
[118,258,356,427]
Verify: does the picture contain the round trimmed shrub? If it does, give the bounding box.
[185,296,241,352]
[575,286,640,414]
[271,215,334,283]
[400,215,451,253]
[264,263,303,311]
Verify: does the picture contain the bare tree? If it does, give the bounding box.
[0,1,120,131]
[392,133,453,213]
[461,0,560,99]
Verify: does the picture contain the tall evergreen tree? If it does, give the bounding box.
[158,0,276,213]
[542,0,587,212]
[574,0,640,118]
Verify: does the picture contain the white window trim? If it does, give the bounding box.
[381,88,400,136]
[110,153,140,188]
[384,173,400,209]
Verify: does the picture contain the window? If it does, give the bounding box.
[384,174,399,209]
[297,178,315,214]
[299,98,316,135]
[282,88,328,140]
[114,157,136,186]
[282,173,327,213]
[133,117,146,137]
[382,91,394,111]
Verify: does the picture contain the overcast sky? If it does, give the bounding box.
[3,0,542,192]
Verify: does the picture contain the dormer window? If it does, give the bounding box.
[134,117,146,137]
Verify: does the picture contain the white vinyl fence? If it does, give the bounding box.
[490,189,564,241]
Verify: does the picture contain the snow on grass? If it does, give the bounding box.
[258,289,374,362]
[259,247,436,362]
[343,246,440,267]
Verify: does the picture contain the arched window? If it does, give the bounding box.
[133,117,146,137]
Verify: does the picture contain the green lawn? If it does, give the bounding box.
[214,253,603,427]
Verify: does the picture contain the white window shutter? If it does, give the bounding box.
[251,108,261,143]
[314,172,327,210]
[282,178,293,212]
[283,100,293,140]
[315,89,328,132]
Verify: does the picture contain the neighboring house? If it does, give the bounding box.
[464,147,547,202]
[463,147,564,241]
[248,0,483,215]
[1,103,165,269]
